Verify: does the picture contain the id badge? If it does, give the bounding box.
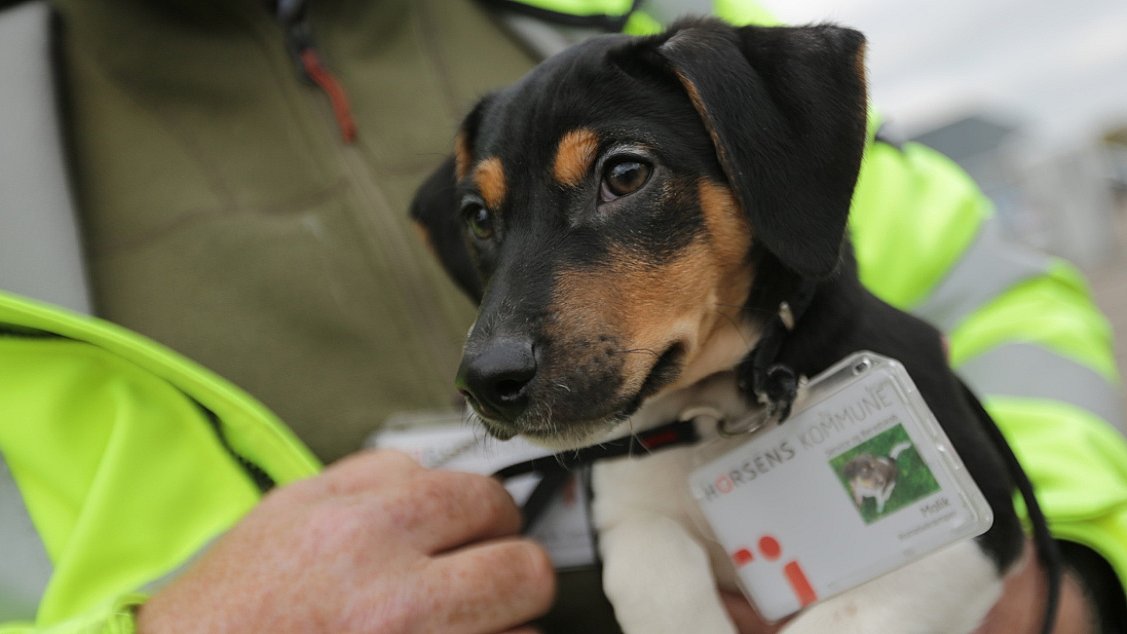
[689,352,993,621]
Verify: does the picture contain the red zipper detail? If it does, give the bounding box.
[300,48,357,144]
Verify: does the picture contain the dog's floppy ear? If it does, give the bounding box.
[411,155,484,302]
[410,96,496,302]
[647,21,868,279]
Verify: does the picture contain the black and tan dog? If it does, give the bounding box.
[411,18,1042,633]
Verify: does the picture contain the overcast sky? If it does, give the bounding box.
[759,0,1127,152]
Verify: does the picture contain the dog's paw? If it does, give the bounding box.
[598,511,738,634]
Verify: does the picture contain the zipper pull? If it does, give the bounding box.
[298,47,358,144]
[275,1,358,144]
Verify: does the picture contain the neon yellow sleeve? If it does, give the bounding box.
[0,594,145,634]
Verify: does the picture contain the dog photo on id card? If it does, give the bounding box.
[830,424,941,523]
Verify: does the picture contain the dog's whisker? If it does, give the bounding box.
[552,451,569,470]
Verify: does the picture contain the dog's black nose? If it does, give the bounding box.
[456,337,536,423]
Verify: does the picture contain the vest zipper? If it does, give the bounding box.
[195,400,277,492]
[276,0,357,143]
[271,5,465,401]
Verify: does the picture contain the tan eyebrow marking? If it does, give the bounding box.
[552,128,600,187]
[454,132,472,181]
[474,157,507,209]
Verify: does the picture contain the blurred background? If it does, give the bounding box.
[762,0,1127,377]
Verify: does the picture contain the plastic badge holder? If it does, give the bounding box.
[688,351,994,621]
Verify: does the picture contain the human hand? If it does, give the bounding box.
[137,449,555,633]
[720,540,1092,633]
[720,592,789,634]
[974,541,1093,634]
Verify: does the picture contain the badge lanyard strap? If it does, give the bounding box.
[959,382,1062,634]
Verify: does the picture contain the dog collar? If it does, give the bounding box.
[747,280,818,383]
[492,419,702,481]
[735,278,820,425]
[493,418,702,529]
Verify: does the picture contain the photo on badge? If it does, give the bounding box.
[829,424,940,524]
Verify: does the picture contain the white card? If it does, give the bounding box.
[689,352,993,621]
[369,413,598,569]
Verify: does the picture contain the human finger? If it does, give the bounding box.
[377,468,523,552]
[423,539,556,634]
[720,592,788,634]
[973,540,1093,634]
[314,449,424,496]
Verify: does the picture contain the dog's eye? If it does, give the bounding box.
[600,159,651,201]
[462,201,494,240]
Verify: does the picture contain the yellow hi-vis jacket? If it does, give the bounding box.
[2,0,1125,632]
[0,293,320,632]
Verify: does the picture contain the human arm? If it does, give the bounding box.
[1,451,553,634]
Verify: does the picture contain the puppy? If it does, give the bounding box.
[843,442,911,514]
[411,18,1032,633]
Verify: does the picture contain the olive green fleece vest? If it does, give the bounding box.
[54,0,539,463]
